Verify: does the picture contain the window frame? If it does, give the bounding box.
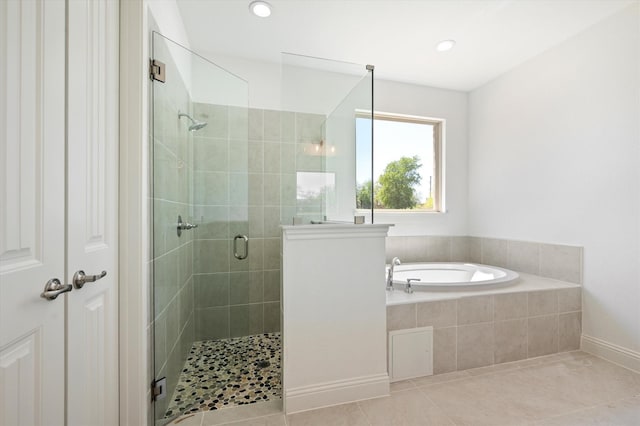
[356,111,444,213]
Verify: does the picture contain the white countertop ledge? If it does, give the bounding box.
[386,273,580,306]
[282,223,393,240]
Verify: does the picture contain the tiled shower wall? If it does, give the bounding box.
[385,236,583,284]
[151,48,195,416]
[191,103,325,340]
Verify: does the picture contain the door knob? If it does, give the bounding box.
[73,270,107,289]
[41,278,73,300]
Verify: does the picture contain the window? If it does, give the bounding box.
[356,112,443,212]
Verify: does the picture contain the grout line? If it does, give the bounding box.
[556,302,560,353]
[354,400,374,426]
[454,300,458,371]
[418,388,460,425]
[526,292,530,359]
[531,393,639,424]
[536,242,541,276]
[526,312,560,320]
[413,372,474,390]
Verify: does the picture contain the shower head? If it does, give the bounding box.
[178,112,208,132]
[188,121,207,132]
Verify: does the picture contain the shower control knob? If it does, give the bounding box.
[177,215,198,237]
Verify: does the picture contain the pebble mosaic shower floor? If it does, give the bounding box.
[164,333,282,418]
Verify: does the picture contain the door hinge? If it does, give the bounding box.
[150,59,166,83]
[152,377,167,401]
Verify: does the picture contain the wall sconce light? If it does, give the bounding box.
[308,140,336,155]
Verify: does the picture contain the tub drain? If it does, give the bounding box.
[256,360,270,369]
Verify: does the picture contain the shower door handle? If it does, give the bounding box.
[234,235,249,260]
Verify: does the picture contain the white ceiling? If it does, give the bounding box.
[177,0,635,91]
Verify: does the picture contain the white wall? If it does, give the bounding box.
[191,53,280,110]
[468,4,640,353]
[189,53,259,108]
[375,80,468,237]
[147,0,189,47]
[148,0,192,93]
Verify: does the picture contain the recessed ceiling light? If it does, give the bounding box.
[249,1,272,18]
[436,39,456,52]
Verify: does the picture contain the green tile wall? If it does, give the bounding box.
[191,104,324,340]
[150,43,196,418]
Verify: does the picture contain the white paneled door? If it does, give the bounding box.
[0,1,66,424]
[66,0,119,424]
[0,0,119,425]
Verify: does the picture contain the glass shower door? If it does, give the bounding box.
[151,32,249,422]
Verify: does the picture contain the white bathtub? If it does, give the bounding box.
[388,262,519,290]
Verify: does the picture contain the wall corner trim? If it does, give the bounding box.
[119,0,149,424]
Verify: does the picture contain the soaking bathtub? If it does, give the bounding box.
[388,262,519,291]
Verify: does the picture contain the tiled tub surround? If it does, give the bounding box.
[387,274,582,374]
[386,236,583,284]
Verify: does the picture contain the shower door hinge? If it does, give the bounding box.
[152,377,167,401]
[150,59,166,83]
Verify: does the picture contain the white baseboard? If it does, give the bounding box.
[581,334,640,373]
[284,373,390,414]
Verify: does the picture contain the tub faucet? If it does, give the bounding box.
[386,257,401,291]
[405,278,421,294]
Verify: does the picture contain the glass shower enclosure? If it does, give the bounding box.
[151,35,374,424]
[151,33,281,423]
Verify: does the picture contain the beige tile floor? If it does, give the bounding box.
[170,351,640,426]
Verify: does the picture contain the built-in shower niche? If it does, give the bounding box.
[281,53,374,225]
